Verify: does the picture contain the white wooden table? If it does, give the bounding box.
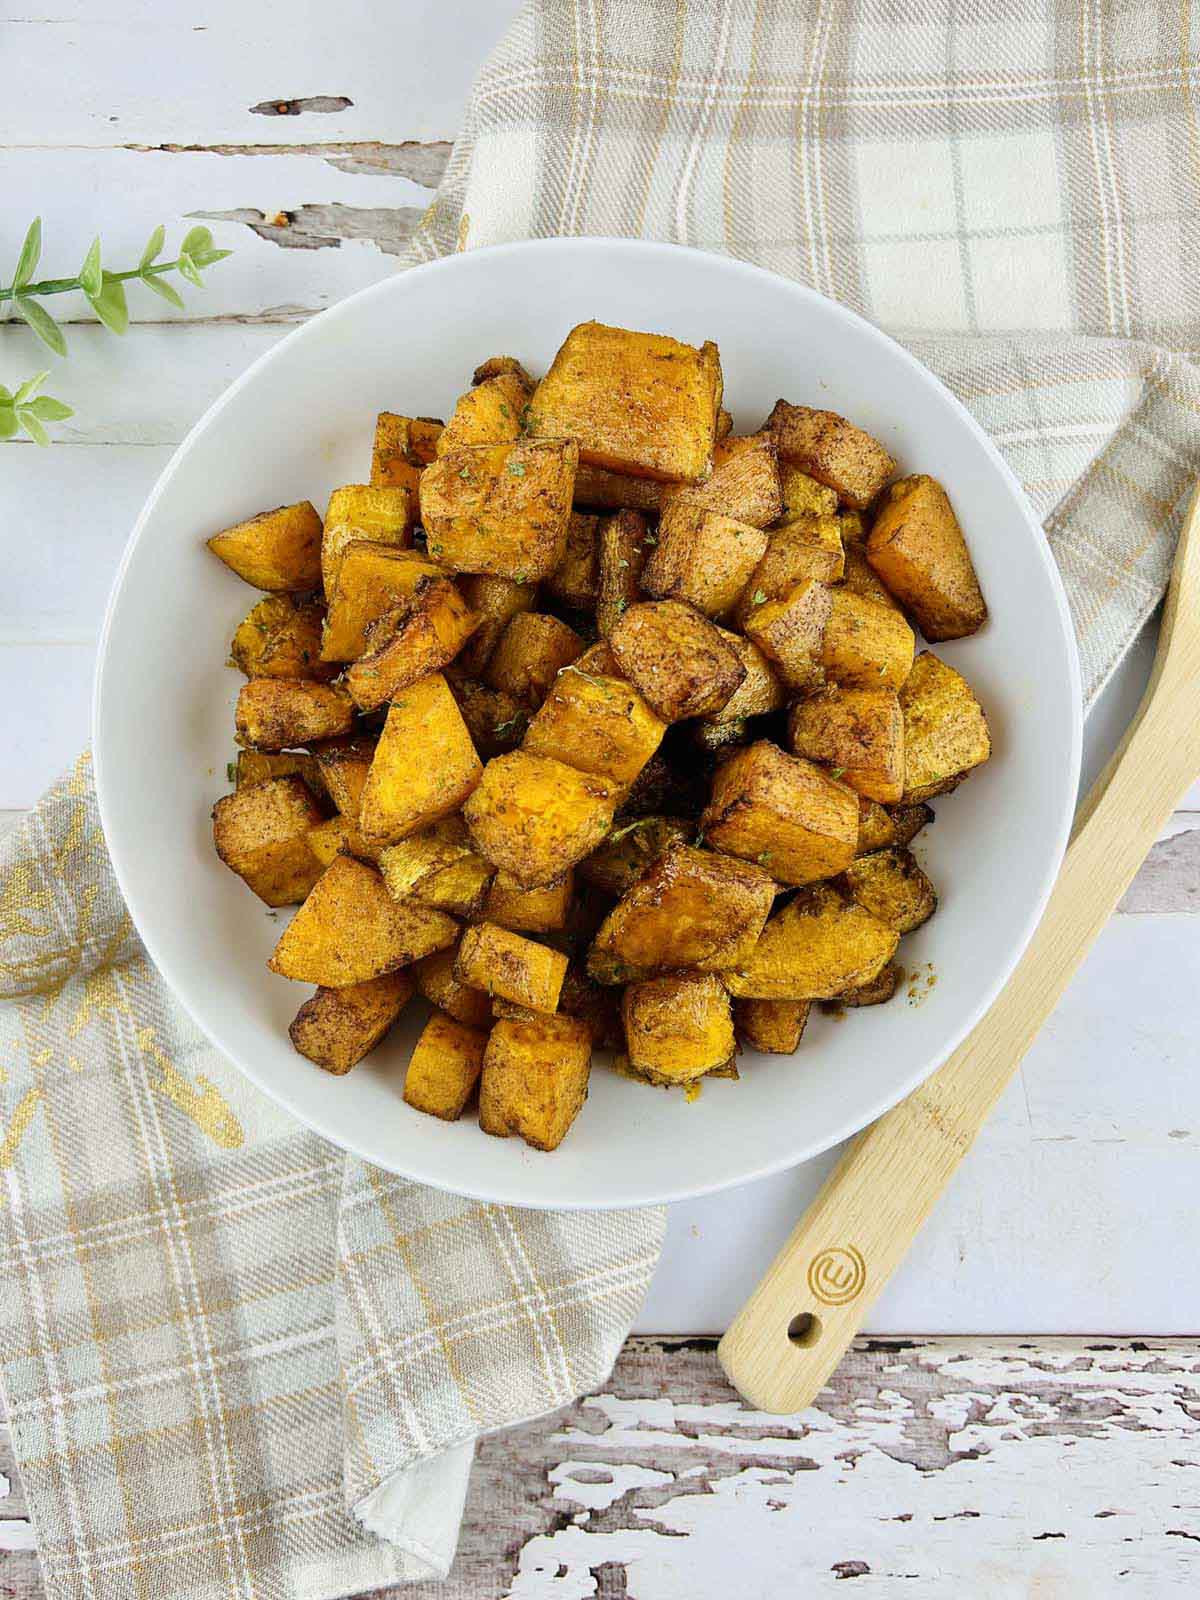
[3,4,1199,1592]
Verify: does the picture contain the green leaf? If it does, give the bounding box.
[14,295,67,356]
[13,218,41,291]
[14,370,48,404]
[140,224,165,270]
[25,395,73,422]
[176,252,203,289]
[191,247,232,267]
[89,272,129,335]
[180,225,214,258]
[141,271,185,309]
[17,407,50,447]
[0,385,11,404]
[0,403,17,441]
[78,236,103,298]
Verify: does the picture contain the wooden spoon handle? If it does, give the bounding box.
[718,488,1200,1416]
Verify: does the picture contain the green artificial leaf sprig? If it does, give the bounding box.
[0,371,73,447]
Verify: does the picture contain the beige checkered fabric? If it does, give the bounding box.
[4,3,1200,1597]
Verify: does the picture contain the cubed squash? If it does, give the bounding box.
[455,922,568,1014]
[484,869,574,933]
[415,943,493,1027]
[268,854,457,985]
[321,484,414,599]
[321,543,444,663]
[212,775,325,906]
[622,974,734,1085]
[234,679,355,751]
[788,685,905,803]
[574,463,667,514]
[899,651,991,801]
[701,740,859,886]
[838,846,937,933]
[741,577,833,692]
[289,971,415,1074]
[833,961,902,1007]
[820,589,915,691]
[370,412,423,495]
[346,577,481,710]
[235,748,328,799]
[765,402,895,509]
[546,511,601,609]
[734,997,810,1054]
[484,613,585,708]
[447,678,530,758]
[230,595,335,682]
[888,800,935,847]
[609,600,745,722]
[530,320,722,483]
[455,574,540,677]
[306,813,379,868]
[778,463,838,519]
[436,371,530,456]
[206,501,323,592]
[359,675,483,844]
[378,816,495,919]
[577,815,693,896]
[315,741,377,822]
[643,502,770,618]
[856,797,898,854]
[723,883,899,999]
[478,1014,592,1150]
[840,543,902,611]
[403,1012,488,1119]
[595,508,651,637]
[420,438,578,580]
[522,666,665,787]
[867,474,987,641]
[660,431,782,529]
[704,630,786,725]
[462,750,619,887]
[733,521,844,629]
[472,355,533,387]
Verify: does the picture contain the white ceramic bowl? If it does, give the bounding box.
[94,238,1081,1209]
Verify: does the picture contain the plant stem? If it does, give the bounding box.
[0,258,182,305]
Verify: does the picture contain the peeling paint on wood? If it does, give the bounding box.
[1118,826,1200,913]
[130,140,453,187]
[189,201,425,255]
[249,95,354,117]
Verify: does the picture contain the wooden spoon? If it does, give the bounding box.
[718,481,1200,1415]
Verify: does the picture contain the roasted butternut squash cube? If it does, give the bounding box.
[378,816,494,919]
[235,748,328,799]
[484,869,574,934]
[899,651,991,801]
[306,813,380,868]
[742,578,833,692]
[766,402,895,510]
[660,432,782,529]
[321,484,414,598]
[462,750,619,887]
[530,320,722,483]
[472,355,533,387]
[622,974,734,1085]
[840,543,902,611]
[484,613,585,708]
[359,676,482,844]
[230,595,335,682]
[574,463,667,514]
[788,685,905,804]
[321,543,444,663]
[701,740,859,886]
[588,843,774,984]
[420,438,578,580]
[820,589,915,691]
[724,883,899,1000]
[268,854,457,985]
[546,511,601,609]
[436,372,530,457]
[409,418,444,464]
[478,1014,592,1150]
[556,965,623,1048]
[734,997,810,1054]
[867,474,987,641]
[455,574,540,677]
[693,718,750,756]
[289,971,415,1074]
[643,503,769,618]
[455,921,567,1014]
[856,797,898,854]
[577,815,692,896]
[207,501,323,592]
[609,600,745,722]
[212,775,324,906]
[839,846,937,933]
[403,1012,488,1119]
[888,800,935,847]
[447,678,530,757]
[703,630,786,725]
[314,741,377,822]
[370,412,423,495]
[235,679,355,751]
[779,463,838,519]
[415,943,493,1027]
[346,577,481,710]
[595,509,650,637]
[733,523,843,631]
[522,667,665,788]
[831,961,901,1007]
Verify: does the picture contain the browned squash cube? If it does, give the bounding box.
[359,675,482,844]
[556,965,623,1049]
[840,543,902,611]
[484,613,585,707]
[378,816,494,919]
[820,589,915,691]
[346,577,481,711]
[321,543,445,663]
[415,943,493,1027]
[741,578,833,692]
[315,741,377,821]
[830,961,902,1007]
[577,815,693,896]
[609,600,745,722]
[867,475,987,641]
[306,813,379,869]
[788,685,905,804]
[588,843,774,984]
[735,997,810,1054]
[462,750,619,887]
[420,438,578,580]
[455,922,568,1013]
[436,371,530,456]
[701,740,859,886]
[779,463,838,519]
[455,574,540,677]
[207,501,323,592]
[448,678,530,758]
[733,521,844,630]
[235,748,328,799]
[573,463,666,513]
[409,418,444,464]
[484,869,574,934]
[766,402,895,510]
[370,412,423,496]
[643,502,770,619]
[888,800,935,847]
[235,679,355,751]
[321,484,414,599]
[403,1012,488,1119]
[530,321,722,483]
[289,971,415,1074]
[622,974,734,1085]
[478,1014,592,1150]
[472,355,533,387]
[723,883,899,1000]
[839,847,937,934]
[522,665,665,788]
[899,651,991,801]
[212,775,324,906]
[856,796,898,854]
[230,595,335,682]
[545,511,601,609]
[685,431,783,528]
[595,509,650,637]
[269,854,457,985]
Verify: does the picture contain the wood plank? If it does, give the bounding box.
[4,645,97,810]
[2,1336,1198,1597]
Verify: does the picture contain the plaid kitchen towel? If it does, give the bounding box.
[5,2,1200,1598]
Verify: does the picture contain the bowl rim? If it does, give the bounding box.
[93,235,1083,1208]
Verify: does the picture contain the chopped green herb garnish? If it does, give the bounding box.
[494,713,524,736]
[829,767,846,780]
[226,761,237,784]
[694,827,706,848]
[606,816,655,845]
[513,571,527,584]
[616,596,629,614]
[641,532,658,547]
[756,849,772,865]
[507,461,526,476]
[498,403,510,418]
[458,467,472,480]
[618,557,629,569]
[751,589,767,606]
